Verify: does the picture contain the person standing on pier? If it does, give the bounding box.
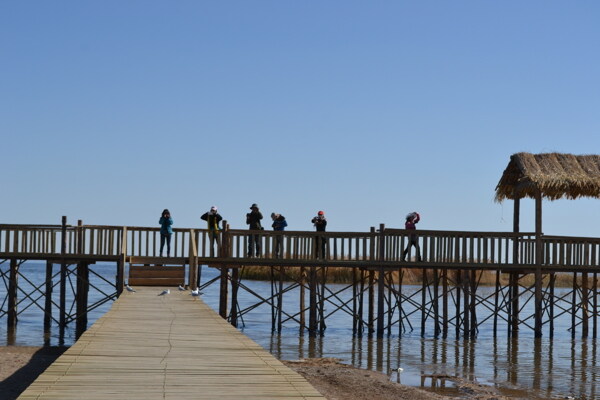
[402,211,421,262]
[159,209,173,257]
[246,203,263,257]
[201,206,223,256]
[271,213,288,258]
[311,210,327,259]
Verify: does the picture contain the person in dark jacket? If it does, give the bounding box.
[402,211,421,262]
[271,213,288,258]
[201,206,223,256]
[246,203,263,257]
[159,209,173,257]
[311,210,327,259]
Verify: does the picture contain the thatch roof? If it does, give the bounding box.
[495,152,600,202]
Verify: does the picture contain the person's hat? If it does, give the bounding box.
[210,206,217,211]
[250,203,258,209]
[318,210,324,215]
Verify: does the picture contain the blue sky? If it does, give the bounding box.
[2,1,599,236]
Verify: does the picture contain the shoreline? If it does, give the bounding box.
[0,346,513,400]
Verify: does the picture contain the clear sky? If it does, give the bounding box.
[2,1,599,236]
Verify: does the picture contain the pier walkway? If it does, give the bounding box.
[17,288,325,400]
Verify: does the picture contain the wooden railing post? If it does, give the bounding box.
[188,229,198,288]
[116,227,127,297]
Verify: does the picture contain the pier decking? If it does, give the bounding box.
[17,288,325,400]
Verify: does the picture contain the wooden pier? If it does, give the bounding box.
[17,287,325,400]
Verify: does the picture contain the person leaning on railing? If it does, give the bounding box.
[159,209,173,257]
[201,206,223,256]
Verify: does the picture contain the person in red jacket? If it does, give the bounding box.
[402,212,421,262]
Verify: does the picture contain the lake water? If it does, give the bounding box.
[1,262,598,399]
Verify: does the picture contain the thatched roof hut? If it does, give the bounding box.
[495,152,600,202]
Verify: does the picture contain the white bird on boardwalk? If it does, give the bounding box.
[158,289,170,296]
[126,285,136,293]
[191,288,202,296]
[178,285,186,291]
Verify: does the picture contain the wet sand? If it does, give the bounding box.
[1,347,511,400]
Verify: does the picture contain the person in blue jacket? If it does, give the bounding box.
[271,213,288,258]
[159,209,173,257]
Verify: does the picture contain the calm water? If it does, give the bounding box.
[1,262,598,399]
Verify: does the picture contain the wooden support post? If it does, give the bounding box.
[549,273,555,338]
[534,191,543,338]
[188,229,198,289]
[442,268,448,338]
[319,267,326,334]
[308,266,317,336]
[352,267,358,334]
[463,269,470,338]
[7,259,18,329]
[358,269,365,336]
[60,216,67,331]
[277,267,284,332]
[455,270,461,338]
[582,272,589,338]
[368,227,375,336]
[368,270,375,336]
[594,273,598,339]
[493,270,500,336]
[470,270,477,337]
[44,261,53,332]
[433,268,440,337]
[421,267,427,337]
[300,266,305,332]
[376,223,385,338]
[219,267,228,319]
[510,273,519,336]
[76,261,89,339]
[572,273,577,339]
[230,267,239,327]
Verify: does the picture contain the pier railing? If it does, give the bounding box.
[2,222,600,269]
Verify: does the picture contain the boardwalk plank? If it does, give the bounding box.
[18,288,325,400]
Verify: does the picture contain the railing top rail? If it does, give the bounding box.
[543,235,600,242]
[384,228,537,237]
[0,224,68,229]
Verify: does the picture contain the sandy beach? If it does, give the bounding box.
[1,346,513,400]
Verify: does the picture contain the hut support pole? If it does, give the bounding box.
[534,192,543,338]
[594,273,598,339]
[377,224,385,338]
[549,273,555,338]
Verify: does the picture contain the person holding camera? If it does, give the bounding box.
[159,209,173,257]
[311,210,327,259]
[201,206,223,256]
[402,211,421,262]
[246,203,263,257]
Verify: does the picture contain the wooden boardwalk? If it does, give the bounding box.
[18,288,325,400]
